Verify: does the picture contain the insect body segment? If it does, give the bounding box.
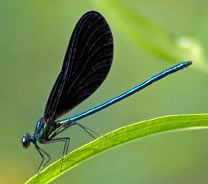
[21,11,192,173]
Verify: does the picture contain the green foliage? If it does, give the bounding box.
[24,1,208,183]
[90,0,208,72]
[26,114,208,184]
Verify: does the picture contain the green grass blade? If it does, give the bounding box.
[89,0,208,73]
[25,113,208,184]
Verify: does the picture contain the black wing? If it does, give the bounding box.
[44,11,113,121]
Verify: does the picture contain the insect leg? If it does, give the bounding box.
[41,137,70,171]
[34,144,51,173]
[72,121,100,139]
[51,120,100,140]
[49,121,72,139]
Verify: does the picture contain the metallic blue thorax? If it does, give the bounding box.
[33,120,58,142]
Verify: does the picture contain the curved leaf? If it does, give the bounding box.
[89,0,208,73]
[25,113,208,184]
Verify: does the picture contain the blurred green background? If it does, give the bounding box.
[1,0,208,183]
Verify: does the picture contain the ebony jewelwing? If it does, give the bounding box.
[21,11,192,172]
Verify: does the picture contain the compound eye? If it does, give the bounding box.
[22,133,31,149]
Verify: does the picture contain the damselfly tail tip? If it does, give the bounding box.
[187,61,192,66]
[182,61,192,69]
